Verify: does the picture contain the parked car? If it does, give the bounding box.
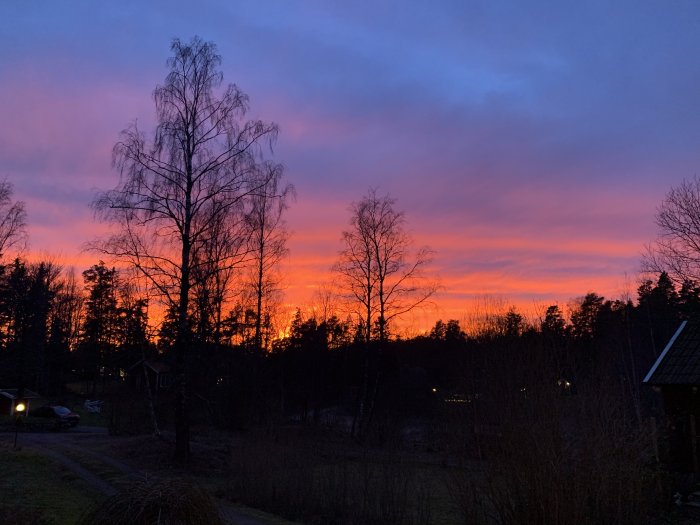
[30,405,80,429]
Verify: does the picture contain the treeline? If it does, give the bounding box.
[0,259,140,397]
[0,255,692,520]
[0,255,287,402]
[0,253,689,438]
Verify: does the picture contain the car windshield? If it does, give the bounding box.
[53,406,71,416]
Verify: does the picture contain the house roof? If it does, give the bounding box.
[0,388,41,400]
[145,361,170,374]
[128,358,170,374]
[644,320,700,385]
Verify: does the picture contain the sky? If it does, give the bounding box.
[1,1,700,331]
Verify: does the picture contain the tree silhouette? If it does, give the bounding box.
[79,262,119,396]
[246,162,294,351]
[0,179,26,258]
[0,259,57,392]
[645,176,700,283]
[334,189,435,437]
[335,189,435,345]
[46,270,83,394]
[92,36,280,463]
[541,305,566,339]
[570,292,605,340]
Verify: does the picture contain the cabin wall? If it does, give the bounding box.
[662,386,700,473]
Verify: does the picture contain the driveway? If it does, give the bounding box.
[2,429,283,525]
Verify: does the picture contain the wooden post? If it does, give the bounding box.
[649,416,659,463]
[690,414,699,475]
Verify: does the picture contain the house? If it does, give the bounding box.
[0,388,41,415]
[644,319,700,473]
[128,359,172,396]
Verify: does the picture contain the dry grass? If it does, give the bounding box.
[77,477,223,525]
[225,429,435,525]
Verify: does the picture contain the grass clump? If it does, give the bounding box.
[77,477,224,525]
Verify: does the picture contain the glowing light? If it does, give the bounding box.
[557,379,572,389]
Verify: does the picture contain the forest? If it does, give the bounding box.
[1,36,699,525]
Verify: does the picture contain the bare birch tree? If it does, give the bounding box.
[91,37,279,463]
[335,189,436,438]
[192,206,248,345]
[335,198,376,345]
[335,189,435,344]
[644,176,700,284]
[0,179,26,258]
[246,162,294,351]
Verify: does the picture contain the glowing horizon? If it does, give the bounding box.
[2,1,697,335]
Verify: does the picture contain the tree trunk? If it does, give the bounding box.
[141,350,161,438]
[174,177,193,465]
[255,239,264,351]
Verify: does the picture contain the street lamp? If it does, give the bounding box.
[13,400,26,450]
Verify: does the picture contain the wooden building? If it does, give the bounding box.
[644,320,700,473]
[0,388,41,415]
[128,359,172,396]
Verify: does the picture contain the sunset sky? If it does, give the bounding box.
[2,1,699,330]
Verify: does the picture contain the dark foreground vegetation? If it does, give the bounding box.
[0,257,697,524]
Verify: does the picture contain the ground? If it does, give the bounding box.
[2,421,693,525]
[0,425,297,525]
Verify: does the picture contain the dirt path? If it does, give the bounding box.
[22,438,119,496]
[4,429,278,525]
